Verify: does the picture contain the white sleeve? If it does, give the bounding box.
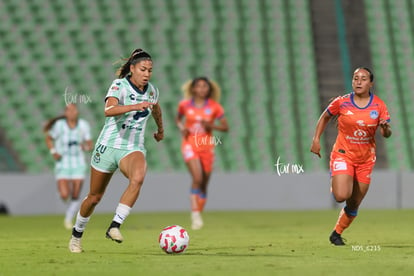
[80,120,92,141]
[48,120,60,139]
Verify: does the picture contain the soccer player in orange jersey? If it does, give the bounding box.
[311,67,392,245]
[176,77,229,230]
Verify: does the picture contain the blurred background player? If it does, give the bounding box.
[311,67,391,245]
[69,48,164,253]
[44,103,92,229]
[176,77,229,230]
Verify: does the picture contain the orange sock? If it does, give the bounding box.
[334,208,356,234]
[197,197,207,212]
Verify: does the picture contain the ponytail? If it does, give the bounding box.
[116,48,152,78]
[43,115,66,132]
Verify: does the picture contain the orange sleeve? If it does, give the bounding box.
[379,101,391,122]
[215,102,225,119]
[177,100,186,116]
[326,96,341,116]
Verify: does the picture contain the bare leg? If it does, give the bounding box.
[103,152,147,242]
[118,151,147,207]
[57,179,70,201]
[79,168,113,217]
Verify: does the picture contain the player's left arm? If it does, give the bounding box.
[152,103,164,142]
[202,104,229,133]
[204,117,229,132]
[379,102,392,138]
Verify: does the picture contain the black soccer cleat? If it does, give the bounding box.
[329,230,346,246]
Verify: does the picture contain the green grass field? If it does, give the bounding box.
[0,210,413,276]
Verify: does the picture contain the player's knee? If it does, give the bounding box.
[88,194,104,206]
[192,174,203,186]
[129,174,144,190]
[60,193,70,201]
[333,192,351,203]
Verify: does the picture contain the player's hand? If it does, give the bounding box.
[153,129,164,142]
[179,127,190,138]
[134,102,154,111]
[201,120,213,132]
[310,139,321,158]
[52,153,62,161]
[379,119,390,129]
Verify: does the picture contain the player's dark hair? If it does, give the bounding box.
[43,115,66,132]
[43,104,77,132]
[354,67,374,82]
[191,76,212,98]
[117,49,152,78]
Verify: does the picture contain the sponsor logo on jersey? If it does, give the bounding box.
[345,110,354,115]
[68,140,79,147]
[111,86,119,91]
[133,109,150,120]
[354,129,367,137]
[370,110,379,119]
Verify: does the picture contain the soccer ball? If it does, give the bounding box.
[158,225,190,254]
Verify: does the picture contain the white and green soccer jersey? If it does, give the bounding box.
[49,118,91,178]
[96,77,159,151]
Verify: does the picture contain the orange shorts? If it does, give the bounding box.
[330,152,376,184]
[181,141,215,173]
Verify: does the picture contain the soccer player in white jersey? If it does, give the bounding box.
[44,104,92,229]
[69,49,164,253]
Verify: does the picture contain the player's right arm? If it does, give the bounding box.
[104,97,153,117]
[310,110,332,158]
[175,113,189,138]
[45,133,61,161]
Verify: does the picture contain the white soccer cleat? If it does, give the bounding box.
[106,227,124,243]
[69,236,83,253]
[64,219,73,230]
[191,212,204,230]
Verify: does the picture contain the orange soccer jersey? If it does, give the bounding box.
[177,98,225,172]
[327,92,390,164]
[177,98,225,151]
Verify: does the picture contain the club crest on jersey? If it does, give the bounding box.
[148,90,155,102]
[204,108,212,115]
[370,110,379,119]
[93,152,100,163]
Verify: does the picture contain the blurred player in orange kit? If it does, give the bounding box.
[176,77,229,230]
[311,67,392,245]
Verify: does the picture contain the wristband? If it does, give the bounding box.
[50,148,57,155]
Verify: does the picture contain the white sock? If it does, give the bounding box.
[112,203,131,225]
[65,199,80,222]
[74,211,90,233]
